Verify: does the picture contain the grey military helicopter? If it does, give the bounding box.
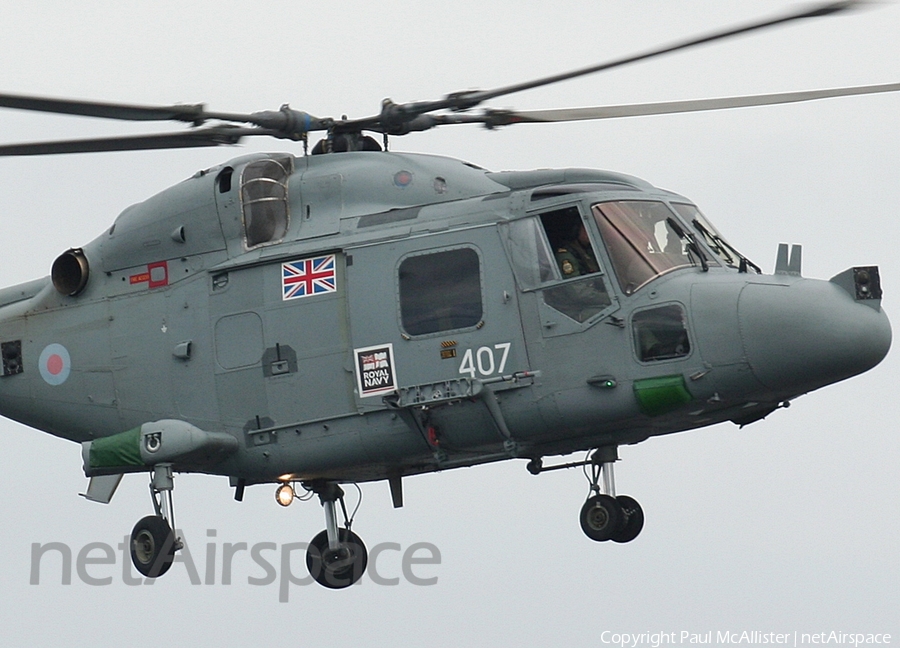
[0,1,895,588]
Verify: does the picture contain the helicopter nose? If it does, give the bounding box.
[738,277,891,394]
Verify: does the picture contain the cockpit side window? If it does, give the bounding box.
[538,207,611,322]
[593,201,695,295]
[241,156,293,248]
[539,207,601,280]
[505,217,558,289]
[504,207,612,323]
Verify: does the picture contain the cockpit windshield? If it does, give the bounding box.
[671,203,737,269]
[592,200,701,295]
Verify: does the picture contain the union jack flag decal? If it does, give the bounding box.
[282,255,337,300]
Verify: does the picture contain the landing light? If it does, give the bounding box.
[275,483,295,507]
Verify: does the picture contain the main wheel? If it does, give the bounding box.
[579,494,622,542]
[611,495,644,543]
[130,515,176,578]
[306,528,368,589]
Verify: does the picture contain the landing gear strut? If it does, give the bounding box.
[304,481,368,589]
[527,447,645,543]
[130,463,183,577]
[579,447,644,544]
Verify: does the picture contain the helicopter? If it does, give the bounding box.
[0,1,895,589]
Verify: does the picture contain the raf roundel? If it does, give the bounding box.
[38,343,71,386]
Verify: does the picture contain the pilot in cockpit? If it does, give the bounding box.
[554,222,599,278]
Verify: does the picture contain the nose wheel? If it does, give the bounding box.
[580,494,622,541]
[580,447,644,543]
[579,493,644,543]
[528,447,645,543]
[611,494,645,543]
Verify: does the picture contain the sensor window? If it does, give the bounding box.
[632,304,691,362]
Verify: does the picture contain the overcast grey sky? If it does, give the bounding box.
[0,1,897,646]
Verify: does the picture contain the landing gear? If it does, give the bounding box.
[580,447,644,544]
[306,528,368,589]
[580,494,622,541]
[129,463,182,577]
[612,495,644,543]
[130,515,177,577]
[528,447,645,543]
[304,481,368,589]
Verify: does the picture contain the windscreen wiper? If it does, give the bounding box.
[692,219,761,274]
[667,217,708,272]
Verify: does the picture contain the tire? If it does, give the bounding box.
[611,495,644,543]
[130,515,176,578]
[306,528,368,589]
[579,494,622,542]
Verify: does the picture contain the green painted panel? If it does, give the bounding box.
[633,375,692,416]
[90,427,143,468]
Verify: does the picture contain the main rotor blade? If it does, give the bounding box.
[0,93,208,123]
[363,0,862,128]
[464,1,862,107]
[0,92,331,138]
[0,126,265,156]
[476,82,900,126]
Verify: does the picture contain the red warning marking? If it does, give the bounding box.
[148,261,168,288]
[128,261,169,289]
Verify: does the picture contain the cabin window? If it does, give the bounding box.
[593,201,696,295]
[241,156,292,248]
[632,304,691,362]
[398,248,483,336]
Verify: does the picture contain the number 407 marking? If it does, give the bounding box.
[458,343,511,378]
